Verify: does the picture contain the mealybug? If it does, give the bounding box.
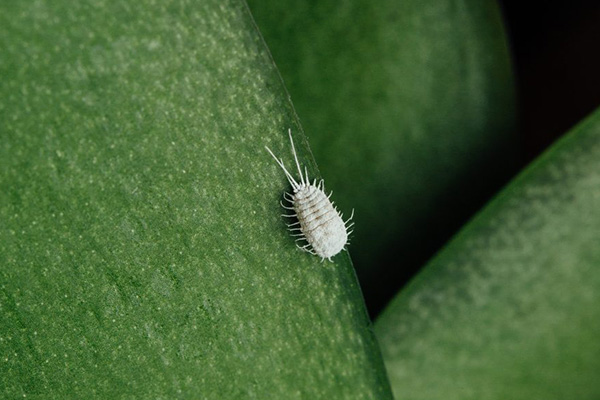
[266,129,354,262]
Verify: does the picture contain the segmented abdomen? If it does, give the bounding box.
[294,185,347,259]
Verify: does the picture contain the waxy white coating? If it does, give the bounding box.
[266,130,354,261]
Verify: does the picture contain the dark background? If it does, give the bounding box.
[499,0,600,160]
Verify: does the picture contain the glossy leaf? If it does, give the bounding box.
[375,108,600,400]
[0,1,391,398]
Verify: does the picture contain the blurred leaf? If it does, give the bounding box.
[0,0,391,398]
[375,108,600,400]
[247,0,518,312]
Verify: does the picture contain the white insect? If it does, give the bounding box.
[266,129,354,262]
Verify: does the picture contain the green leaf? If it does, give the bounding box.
[0,1,391,398]
[247,0,518,308]
[374,108,600,400]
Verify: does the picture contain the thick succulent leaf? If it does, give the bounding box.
[375,108,600,400]
[0,0,392,398]
[247,0,517,311]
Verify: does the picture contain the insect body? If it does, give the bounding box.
[266,129,354,261]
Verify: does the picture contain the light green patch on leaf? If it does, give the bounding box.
[247,0,517,306]
[375,108,600,400]
[0,0,391,398]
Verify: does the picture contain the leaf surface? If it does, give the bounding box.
[0,1,392,398]
[375,109,600,400]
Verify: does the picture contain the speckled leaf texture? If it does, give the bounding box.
[0,0,392,398]
[247,0,517,310]
[375,109,600,400]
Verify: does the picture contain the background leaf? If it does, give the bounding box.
[0,0,392,398]
[374,108,600,400]
[247,0,518,313]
